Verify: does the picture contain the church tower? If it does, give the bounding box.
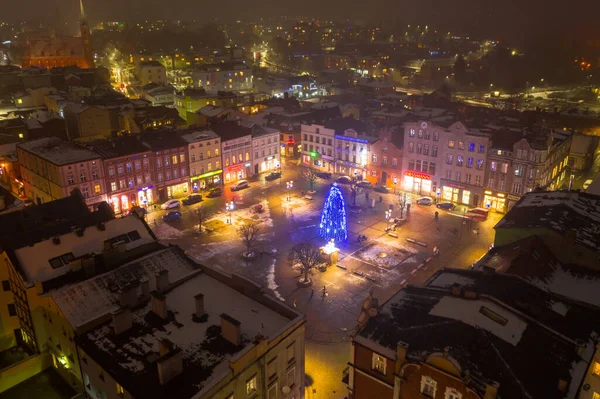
[80,0,94,68]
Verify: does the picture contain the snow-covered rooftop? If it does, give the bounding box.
[51,246,195,329]
[77,264,298,399]
[15,216,154,284]
[17,137,100,166]
[495,190,600,252]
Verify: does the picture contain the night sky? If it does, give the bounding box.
[5,0,600,45]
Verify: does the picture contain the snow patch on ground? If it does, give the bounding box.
[282,196,321,223]
[355,242,417,269]
[266,257,284,301]
[153,222,187,240]
[208,199,273,228]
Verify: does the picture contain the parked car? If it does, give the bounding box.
[436,202,455,211]
[373,186,391,193]
[182,194,202,206]
[336,176,352,184]
[416,197,433,206]
[161,199,181,210]
[231,180,249,191]
[162,211,182,222]
[206,187,222,198]
[265,172,281,181]
[124,206,147,217]
[316,172,332,179]
[357,181,372,189]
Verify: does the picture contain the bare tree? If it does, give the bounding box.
[195,205,212,232]
[302,168,318,191]
[349,181,364,206]
[291,242,322,284]
[396,193,407,219]
[237,220,261,256]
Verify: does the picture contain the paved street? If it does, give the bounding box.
[148,161,500,398]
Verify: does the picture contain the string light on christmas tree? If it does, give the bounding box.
[319,183,348,243]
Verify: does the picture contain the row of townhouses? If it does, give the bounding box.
[15,121,280,213]
[300,117,574,212]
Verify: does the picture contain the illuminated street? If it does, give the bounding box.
[150,162,499,398]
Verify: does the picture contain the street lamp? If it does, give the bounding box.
[226,201,234,224]
[286,181,294,201]
[385,209,392,231]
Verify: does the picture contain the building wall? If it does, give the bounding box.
[352,343,395,399]
[0,252,19,351]
[401,361,481,399]
[188,137,222,191]
[252,132,280,175]
[333,130,372,179]
[368,138,403,187]
[402,121,442,196]
[193,67,253,93]
[138,64,167,86]
[578,345,600,399]
[300,124,336,172]
[78,347,134,399]
[76,107,114,141]
[105,153,154,213]
[222,135,253,183]
[153,147,190,202]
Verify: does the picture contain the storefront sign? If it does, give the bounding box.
[310,152,319,158]
[138,185,154,192]
[223,141,251,152]
[265,156,274,161]
[335,135,369,144]
[229,165,242,171]
[85,196,103,205]
[444,182,467,190]
[286,139,295,145]
[507,195,520,201]
[405,170,431,180]
[191,169,223,180]
[244,162,251,167]
[338,160,361,168]
[484,190,492,195]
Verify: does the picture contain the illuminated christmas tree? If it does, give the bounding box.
[319,183,348,243]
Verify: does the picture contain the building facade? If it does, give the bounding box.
[402,121,490,207]
[252,127,281,175]
[367,126,403,187]
[17,137,106,209]
[136,61,167,86]
[485,129,571,212]
[192,62,253,93]
[140,132,190,202]
[180,130,223,191]
[90,137,155,214]
[301,123,336,172]
[212,121,254,184]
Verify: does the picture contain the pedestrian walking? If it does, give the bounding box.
[379,195,383,203]
[310,289,314,299]
[365,191,369,200]
[322,285,327,298]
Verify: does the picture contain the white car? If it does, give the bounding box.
[161,199,181,210]
[416,197,433,206]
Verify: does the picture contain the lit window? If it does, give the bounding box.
[116,383,124,396]
[448,140,455,148]
[18,133,24,138]
[172,155,178,165]
[372,353,386,374]
[593,392,600,399]
[593,362,600,376]
[421,376,437,397]
[246,376,257,395]
[17,98,23,104]
[94,184,101,194]
[445,387,462,399]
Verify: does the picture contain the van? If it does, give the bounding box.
[466,207,489,222]
[231,180,249,191]
[583,179,593,190]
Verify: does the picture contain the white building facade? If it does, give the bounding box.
[334,130,375,179]
[193,62,253,94]
[300,123,336,172]
[251,127,281,175]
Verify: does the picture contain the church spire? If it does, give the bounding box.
[80,0,86,22]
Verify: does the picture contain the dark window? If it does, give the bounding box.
[49,257,63,269]
[127,230,141,241]
[61,253,75,264]
[2,280,10,291]
[8,304,16,316]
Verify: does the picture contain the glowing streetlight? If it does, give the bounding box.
[226,201,234,224]
[286,181,294,201]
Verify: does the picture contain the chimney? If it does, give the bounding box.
[157,339,182,385]
[484,382,499,399]
[156,270,169,292]
[140,278,150,300]
[220,313,241,346]
[119,282,139,308]
[194,293,205,318]
[151,291,167,319]
[451,283,462,296]
[395,341,408,373]
[112,308,132,335]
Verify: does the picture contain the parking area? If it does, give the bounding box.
[2,368,76,399]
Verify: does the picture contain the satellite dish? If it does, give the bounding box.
[282,386,291,394]
[368,308,378,317]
